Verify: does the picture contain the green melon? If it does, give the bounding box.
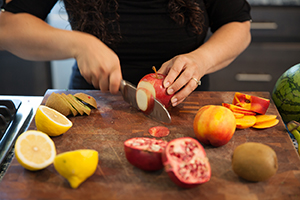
[272,63,300,123]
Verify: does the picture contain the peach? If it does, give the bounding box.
[193,105,236,147]
[222,103,256,116]
[232,92,270,115]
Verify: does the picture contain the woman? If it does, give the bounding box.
[0,0,251,106]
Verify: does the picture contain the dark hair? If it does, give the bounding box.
[63,0,204,45]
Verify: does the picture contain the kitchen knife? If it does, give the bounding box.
[120,79,171,123]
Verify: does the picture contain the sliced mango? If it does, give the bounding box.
[252,119,279,129]
[236,115,256,129]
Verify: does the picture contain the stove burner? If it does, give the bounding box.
[0,100,21,140]
[0,99,33,167]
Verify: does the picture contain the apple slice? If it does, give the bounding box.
[232,92,270,115]
[136,88,154,114]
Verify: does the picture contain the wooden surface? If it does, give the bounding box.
[0,90,300,200]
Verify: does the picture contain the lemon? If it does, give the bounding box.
[15,130,56,171]
[53,149,98,189]
[35,105,73,136]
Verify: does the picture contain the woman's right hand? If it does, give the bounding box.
[73,32,122,94]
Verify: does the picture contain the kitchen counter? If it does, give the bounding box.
[0,90,299,200]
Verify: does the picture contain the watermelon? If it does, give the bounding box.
[272,63,300,123]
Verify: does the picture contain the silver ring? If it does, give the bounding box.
[191,77,201,86]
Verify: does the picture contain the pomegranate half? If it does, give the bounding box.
[162,137,211,188]
[124,137,168,171]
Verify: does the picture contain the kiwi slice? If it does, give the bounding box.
[69,94,91,115]
[74,93,97,109]
[45,93,72,116]
[61,93,84,115]
[60,94,78,116]
[232,142,278,182]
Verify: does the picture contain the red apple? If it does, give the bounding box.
[136,68,174,112]
[232,92,270,115]
[193,105,236,147]
[136,87,154,114]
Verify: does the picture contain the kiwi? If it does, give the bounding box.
[74,93,97,109]
[60,94,78,116]
[232,142,278,182]
[45,93,72,116]
[68,94,91,115]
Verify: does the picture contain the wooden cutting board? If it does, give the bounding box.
[1,90,300,200]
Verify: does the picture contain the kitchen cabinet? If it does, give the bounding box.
[209,6,300,94]
[0,51,52,96]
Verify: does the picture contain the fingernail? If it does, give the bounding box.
[164,81,170,88]
[167,88,174,95]
[171,97,177,106]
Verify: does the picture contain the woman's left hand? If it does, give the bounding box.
[158,52,205,107]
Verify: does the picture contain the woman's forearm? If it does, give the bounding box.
[193,21,251,75]
[0,11,91,61]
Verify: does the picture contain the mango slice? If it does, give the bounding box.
[252,119,279,129]
[236,115,256,129]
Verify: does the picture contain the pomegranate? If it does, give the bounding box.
[148,126,170,138]
[124,137,168,171]
[162,137,211,188]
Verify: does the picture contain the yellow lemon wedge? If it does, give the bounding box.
[35,105,73,136]
[53,149,98,189]
[15,130,56,171]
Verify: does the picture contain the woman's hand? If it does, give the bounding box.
[158,21,251,107]
[158,52,205,107]
[74,33,122,94]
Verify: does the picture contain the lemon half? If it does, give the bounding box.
[15,130,56,171]
[54,149,98,189]
[35,105,73,136]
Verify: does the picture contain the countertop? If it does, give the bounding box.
[0,90,299,200]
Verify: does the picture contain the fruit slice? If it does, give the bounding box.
[69,94,91,115]
[136,87,154,114]
[74,93,97,109]
[15,130,56,171]
[232,92,270,115]
[255,115,277,124]
[45,93,72,116]
[61,93,84,115]
[252,119,279,129]
[60,94,78,116]
[124,137,168,171]
[222,103,256,116]
[236,115,256,129]
[148,126,170,137]
[54,149,98,189]
[162,137,211,188]
[233,112,244,119]
[35,105,73,136]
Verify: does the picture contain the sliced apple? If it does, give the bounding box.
[236,115,256,129]
[136,88,155,114]
[232,92,270,115]
[137,67,174,109]
[222,103,256,116]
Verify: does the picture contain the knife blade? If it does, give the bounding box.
[120,80,171,123]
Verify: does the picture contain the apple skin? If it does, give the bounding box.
[137,73,174,108]
[232,92,270,115]
[193,105,236,147]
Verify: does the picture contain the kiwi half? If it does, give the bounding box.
[232,142,278,182]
